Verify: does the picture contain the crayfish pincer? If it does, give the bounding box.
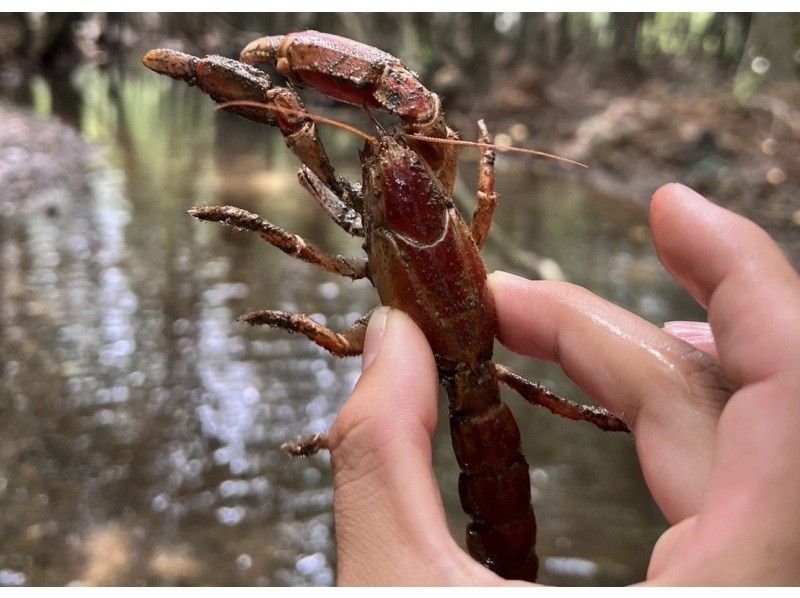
[144,30,628,583]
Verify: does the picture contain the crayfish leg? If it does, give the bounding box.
[470,120,499,250]
[494,364,630,433]
[297,166,364,237]
[188,205,368,280]
[238,309,370,358]
[281,433,329,457]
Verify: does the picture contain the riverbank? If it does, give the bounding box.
[454,69,800,266]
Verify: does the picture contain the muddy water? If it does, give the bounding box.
[0,65,707,586]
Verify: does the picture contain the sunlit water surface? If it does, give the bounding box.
[0,64,709,586]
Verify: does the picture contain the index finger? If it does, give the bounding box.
[488,273,730,521]
[650,183,800,388]
[488,273,730,428]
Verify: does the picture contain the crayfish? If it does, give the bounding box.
[143,30,628,583]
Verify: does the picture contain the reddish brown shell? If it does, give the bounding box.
[362,137,495,371]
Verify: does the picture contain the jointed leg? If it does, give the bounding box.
[189,205,368,280]
[494,364,630,432]
[470,119,498,250]
[281,433,329,457]
[298,166,364,237]
[239,309,370,357]
[282,120,364,212]
[243,308,373,458]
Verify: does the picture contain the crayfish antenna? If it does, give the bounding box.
[214,100,585,168]
[398,132,588,168]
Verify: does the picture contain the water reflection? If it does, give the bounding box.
[0,61,715,586]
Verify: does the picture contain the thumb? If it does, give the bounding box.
[328,308,474,584]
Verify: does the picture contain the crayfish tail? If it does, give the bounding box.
[444,362,539,582]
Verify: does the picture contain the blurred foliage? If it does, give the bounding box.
[1,12,798,92]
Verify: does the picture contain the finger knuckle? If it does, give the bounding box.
[674,344,734,414]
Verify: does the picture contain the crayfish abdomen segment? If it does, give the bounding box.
[459,457,532,524]
[446,366,539,581]
[467,517,539,581]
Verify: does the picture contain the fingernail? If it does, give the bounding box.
[362,307,390,372]
[663,320,712,337]
[663,321,717,356]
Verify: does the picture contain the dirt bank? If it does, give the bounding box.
[468,72,800,266]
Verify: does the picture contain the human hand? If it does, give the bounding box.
[327,183,800,585]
